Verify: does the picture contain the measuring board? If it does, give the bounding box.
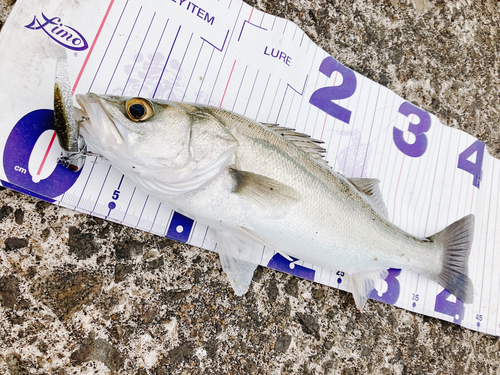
[0,0,498,335]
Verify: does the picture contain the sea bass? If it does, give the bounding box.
[73,93,474,310]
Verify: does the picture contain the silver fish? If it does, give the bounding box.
[75,93,475,310]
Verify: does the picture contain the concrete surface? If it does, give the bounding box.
[1,0,500,374]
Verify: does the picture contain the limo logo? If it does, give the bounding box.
[25,13,88,51]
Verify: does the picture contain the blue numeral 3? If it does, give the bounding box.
[393,102,431,157]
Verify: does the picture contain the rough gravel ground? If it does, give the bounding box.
[1,0,500,374]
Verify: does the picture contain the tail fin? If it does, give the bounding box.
[429,214,475,304]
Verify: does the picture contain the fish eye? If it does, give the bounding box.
[125,98,155,121]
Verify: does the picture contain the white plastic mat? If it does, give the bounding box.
[0,0,498,335]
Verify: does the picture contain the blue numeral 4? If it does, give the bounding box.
[457,139,485,188]
[434,289,464,324]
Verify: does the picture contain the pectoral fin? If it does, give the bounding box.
[230,168,300,208]
[349,269,389,311]
[215,229,261,296]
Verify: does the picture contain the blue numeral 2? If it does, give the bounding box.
[309,56,357,124]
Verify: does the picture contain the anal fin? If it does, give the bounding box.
[215,229,261,296]
[349,269,389,311]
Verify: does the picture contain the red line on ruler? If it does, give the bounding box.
[320,114,328,141]
[72,0,116,94]
[37,131,57,176]
[219,60,237,108]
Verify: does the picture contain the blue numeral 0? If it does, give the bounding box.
[309,56,357,124]
[393,102,431,157]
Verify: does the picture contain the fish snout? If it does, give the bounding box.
[75,93,125,145]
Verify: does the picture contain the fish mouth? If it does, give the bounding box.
[75,93,125,144]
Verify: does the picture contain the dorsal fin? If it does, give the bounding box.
[263,124,329,167]
[348,178,388,218]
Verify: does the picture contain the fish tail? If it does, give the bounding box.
[429,214,475,304]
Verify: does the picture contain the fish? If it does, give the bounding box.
[73,93,475,310]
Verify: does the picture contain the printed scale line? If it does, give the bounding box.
[319,71,339,142]
[135,195,149,228]
[476,157,495,329]
[369,93,394,193]
[391,110,413,223]
[206,1,244,104]
[73,0,116,93]
[182,42,203,102]
[350,80,374,177]
[163,210,175,237]
[297,48,325,137]
[360,83,381,177]
[122,12,157,96]
[168,33,194,100]
[149,203,162,233]
[275,75,309,125]
[139,19,169,96]
[248,70,263,118]
[413,130,436,235]
[91,165,112,213]
[339,75,364,175]
[291,38,316,133]
[231,65,248,112]
[265,78,282,123]
[254,70,271,121]
[105,6,143,94]
[423,124,445,236]
[36,131,57,177]
[195,48,216,103]
[493,165,500,334]
[153,25,182,98]
[74,157,99,210]
[219,60,237,108]
[120,187,136,224]
[88,0,129,92]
